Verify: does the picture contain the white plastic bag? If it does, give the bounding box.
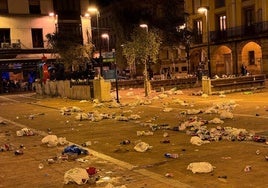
[64,168,89,185]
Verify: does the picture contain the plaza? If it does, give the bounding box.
[0,85,268,188]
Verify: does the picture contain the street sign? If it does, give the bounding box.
[103,58,115,63]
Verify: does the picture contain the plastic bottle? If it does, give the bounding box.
[164,153,178,158]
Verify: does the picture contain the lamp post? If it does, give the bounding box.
[112,48,119,103]
[198,6,211,78]
[178,22,192,75]
[101,33,109,52]
[88,7,103,77]
[139,23,150,97]
[49,12,58,34]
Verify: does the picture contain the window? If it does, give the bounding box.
[194,19,203,35]
[215,0,225,8]
[248,51,255,65]
[219,15,227,31]
[0,28,10,44]
[29,0,40,14]
[244,7,254,26]
[31,29,43,48]
[193,19,203,43]
[0,0,8,13]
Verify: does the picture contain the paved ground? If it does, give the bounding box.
[0,85,268,188]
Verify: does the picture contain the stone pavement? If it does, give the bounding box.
[0,115,192,188]
[1,84,268,188]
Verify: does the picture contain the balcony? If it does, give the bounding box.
[0,39,21,50]
[210,21,268,43]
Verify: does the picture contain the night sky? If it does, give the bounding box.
[93,0,114,7]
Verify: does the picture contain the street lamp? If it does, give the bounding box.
[140,24,148,32]
[178,14,192,75]
[101,33,109,52]
[139,23,150,97]
[88,7,103,77]
[112,48,119,103]
[198,6,211,78]
[49,12,58,34]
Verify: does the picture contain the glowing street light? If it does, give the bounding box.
[139,24,148,32]
[198,6,211,78]
[88,6,103,77]
[139,23,150,97]
[49,12,58,33]
[101,33,109,52]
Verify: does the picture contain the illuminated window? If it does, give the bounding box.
[193,19,203,43]
[31,29,43,48]
[0,0,8,13]
[29,0,40,14]
[195,19,203,35]
[219,15,227,31]
[0,28,10,44]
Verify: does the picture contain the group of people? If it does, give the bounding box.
[2,79,31,93]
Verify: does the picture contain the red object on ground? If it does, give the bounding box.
[86,167,97,175]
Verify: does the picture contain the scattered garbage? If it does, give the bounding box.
[81,141,92,147]
[41,135,68,147]
[60,106,82,115]
[134,142,151,152]
[64,167,89,185]
[0,144,14,152]
[137,130,154,136]
[165,173,174,178]
[187,162,214,173]
[0,120,7,125]
[120,140,131,145]
[103,183,127,188]
[62,144,89,156]
[190,136,210,146]
[256,150,261,155]
[219,111,234,119]
[208,117,224,124]
[164,153,178,158]
[253,135,266,142]
[181,109,203,115]
[244,165,252,172]
[16,128,34,136]
[38,163,44,169]
[14,149,24,155]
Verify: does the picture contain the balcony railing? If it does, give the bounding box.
[193,21,268,44]
[0,39,21,49]
[211,21,268,43]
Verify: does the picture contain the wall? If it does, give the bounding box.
[34,79,112,101]
[34,80,92,100]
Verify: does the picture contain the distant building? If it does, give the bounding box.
[0,0,91,88]
[91,0,187,78]
[186,0,268,77]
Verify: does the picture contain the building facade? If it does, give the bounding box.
[0,0,91,92]
[185,0,268,78]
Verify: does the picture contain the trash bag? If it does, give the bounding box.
[134,142,150,152]
[187,162,214,173]
[41,135,58,147]
[62,145,88,155]
[64,167,89,185]
[190,136,210,146]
